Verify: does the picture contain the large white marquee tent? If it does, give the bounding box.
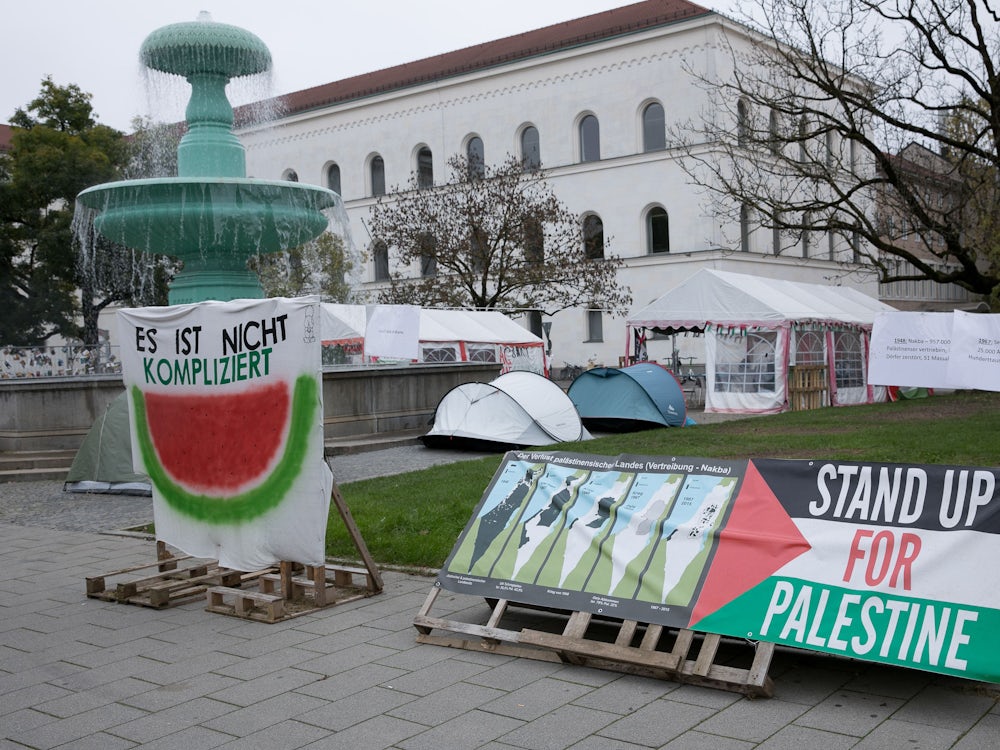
[627,269,895,414]
[320,305,546,374]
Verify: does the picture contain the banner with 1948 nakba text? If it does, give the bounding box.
[117,297,332,571]
[438,451,1000,682]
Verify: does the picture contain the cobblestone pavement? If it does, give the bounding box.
[3,427,999,748]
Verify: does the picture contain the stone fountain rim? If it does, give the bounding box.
[77,177,340,207]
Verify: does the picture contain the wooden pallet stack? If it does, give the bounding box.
[85,541,273,609]
[86,483,383,623]
[413,587,774,697]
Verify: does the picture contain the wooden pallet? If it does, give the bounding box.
[204,482,384,622]
[86,541,273,609]
[788,365,829,411]
[206,586,286,623]
[413,586,774,697]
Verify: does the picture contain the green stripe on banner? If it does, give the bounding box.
[693,577,1000,682]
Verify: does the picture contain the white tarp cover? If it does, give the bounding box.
[423,371,591,448]
[117,297,333,571]
[319,305,545,372]
[628,269,894,414]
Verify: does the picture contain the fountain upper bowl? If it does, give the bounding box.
[140,19,271,79]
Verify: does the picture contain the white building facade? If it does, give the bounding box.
[240,0,880,370]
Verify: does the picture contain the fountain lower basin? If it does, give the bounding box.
[78,178,336,259]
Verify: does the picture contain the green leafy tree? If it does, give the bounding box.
[251,231,354,301]
[677,0,1000,307]
[0,78,166,346]
[367,154,631,317]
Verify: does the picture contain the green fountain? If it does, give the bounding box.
[77,12,338,304]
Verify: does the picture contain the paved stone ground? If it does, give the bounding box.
[2,438,999,748]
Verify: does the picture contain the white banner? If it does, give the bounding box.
[364,304,420,360]
[868,311,953,388]
[117,297,332,571]
[869,311,1000,392]
[946,310,1000,391]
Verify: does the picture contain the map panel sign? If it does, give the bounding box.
[438,451,1000,682]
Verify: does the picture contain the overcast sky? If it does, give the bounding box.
[1,0,728,132]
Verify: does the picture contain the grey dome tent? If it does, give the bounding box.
[422,371,591,450]
[64,392,150,495]
[568,362,687,431]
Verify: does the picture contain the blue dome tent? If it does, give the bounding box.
[568,363,687,432]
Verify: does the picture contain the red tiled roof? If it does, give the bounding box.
[275,0,712,116]
[0,124,13,153]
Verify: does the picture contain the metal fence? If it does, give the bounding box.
[0,345,122,379]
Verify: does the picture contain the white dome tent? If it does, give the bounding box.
[422,371,591,450]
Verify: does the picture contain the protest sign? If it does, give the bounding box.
[364,304,420,361]
[945,310,1000,391]
[439,451,1000,681]
[868,311,953,388]
[869,310,1000,392]
[117,297,332,571]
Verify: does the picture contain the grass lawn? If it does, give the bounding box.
[328,389,1000,570]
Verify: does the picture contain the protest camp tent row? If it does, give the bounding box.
[319,304,547,374]
[627,269,894,414]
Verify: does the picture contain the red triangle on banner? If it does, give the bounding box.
[688,460,811,627]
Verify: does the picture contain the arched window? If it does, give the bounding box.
[283,169,299,182]
[521,126,540,171]
[769,110,781,155]
[418,233,437,277]
[370,155,385,197]
[372,240,389,281]
[587,310,604,342]
[647,207,669,253]
[579,114,600,162]
[416,146,433,189]
[466,136,485,179]
[527,311,543,339]
[834,331,865,388]
[642,102,665,152]
[740,204,751,252]
[583,214,604,260]
[716,331,777,393]
[326,163,341,195]
[524,215,544,263]
[470,227,488,274]
[795,330,825,366]
[772,210,782,255]
[737,99,750,147]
